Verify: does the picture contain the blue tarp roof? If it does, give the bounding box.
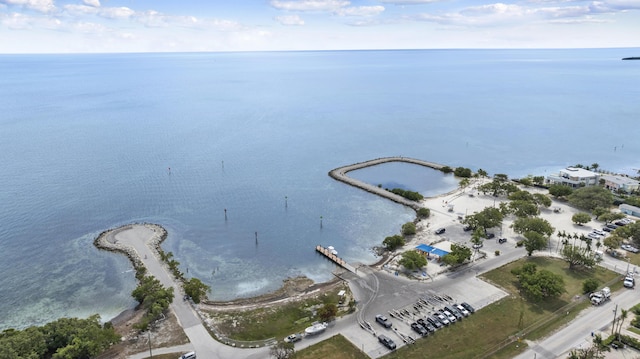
[416,244,449,257]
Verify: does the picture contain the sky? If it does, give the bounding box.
[0,0,639,53]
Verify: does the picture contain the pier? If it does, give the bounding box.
[315,245,357,274]
[328,156,446,211]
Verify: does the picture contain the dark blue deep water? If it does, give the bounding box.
[1,49,639,329]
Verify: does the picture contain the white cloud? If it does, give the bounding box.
[0,0,54,13]
[99,7,135,19]
[335,5,385,16]
[270,0,350,12]
[82,0,100,7]
[378,0,441,4]
[275,15,305,25]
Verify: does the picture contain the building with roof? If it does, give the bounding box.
[620,204,640,218]
[602,175,640,194]
[546,167,600,188]
[415,244,450,258]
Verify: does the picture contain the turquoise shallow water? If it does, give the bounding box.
[0,49,639,329]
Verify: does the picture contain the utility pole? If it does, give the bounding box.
[611,304,618,337]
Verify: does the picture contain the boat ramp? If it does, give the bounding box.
[315,245,357,274]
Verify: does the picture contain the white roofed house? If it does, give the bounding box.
[546,167,600,188]
[601,174,640,194]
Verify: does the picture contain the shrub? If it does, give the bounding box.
[402,222,417,236]
[495,250,500,256]
[417,207,431,218]
[582,278,599,294]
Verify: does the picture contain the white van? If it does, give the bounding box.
[179,352,196,359]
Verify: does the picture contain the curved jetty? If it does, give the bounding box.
[329,156,446,211]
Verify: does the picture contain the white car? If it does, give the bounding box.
[592,229,605,236]
[624,276,635,288]
[587,233,601,240]
[621,244,640,253]
[455,304,470,317]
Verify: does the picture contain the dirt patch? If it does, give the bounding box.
[97,308,189,359]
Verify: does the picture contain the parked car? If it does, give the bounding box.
[621,244,640,253]
[588,233,601,240]
[427,316,443,329]
[435,313,450,326]
[602,227,613,232]
[592,229,606,236]
[423,322,436,332]
[435,228,446,235]
[472,242,483,249]
[178,352,196,359]
[460,302,475,313]
[378,335,397,350]
[445,305,464,320]
[284,334,302,343]
[455,304,470,317]
[624,276,635,289]
[615,221,627,226]
[411,322,428,336]
[498,237,507,244]
[442,310,457,323]
[375,314,392,328]
[485,233,495,239]
[606,224,619,230]
[463,225,473,232]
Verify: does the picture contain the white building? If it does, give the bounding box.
[601,175,640,194]
[546,167,600,188]
[620,204,640,217]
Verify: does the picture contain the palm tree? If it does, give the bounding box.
[591,163,600,172]
[616,309,628,338]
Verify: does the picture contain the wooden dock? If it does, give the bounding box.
[315,245,357,274]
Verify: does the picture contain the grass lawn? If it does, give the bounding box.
[205,287,349,342]
[296,334,368,359]
[383,257,620,359]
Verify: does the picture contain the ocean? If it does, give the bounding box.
[0,48,638,330]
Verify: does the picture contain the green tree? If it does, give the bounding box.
[183,277,211,304]
[603,235,623,251]
[317,303,338,322]
[459,178,471,191]
[401,222,417,236]
[399,250,428,271]
[582,278,599,294]
[442,244,472,266]
[382,235,405,251]
[513,263,565,302]
[532,176,545,186]
[549,184,573,198]
[440,166,453,174]
[131,276,174,331]
[508,190,534,202]
[417,207,431,218]
[568,186,614,212]
[597,212,625,224]
[562,244,597,269]
[477,168,488,178]
[533,193,552,208]
[519,177,533,187]
[523,231,548,256]
[616,221,640,246]
[572,212,592,226]
[592,207,609,218]
[454,167,472,178]
[510,200,540,218]
[471,227,485,248]
[270,341,295,359]
[512,217,555,237]
[494,174,509,182]
[464,207,504,232]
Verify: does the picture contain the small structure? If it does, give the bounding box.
[415,244,450,258]
[603,175,640,194]
[620,204,640,217]
[546,167,599,188]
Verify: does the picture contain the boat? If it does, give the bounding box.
[304,322,327,335]
[327,246,338,255]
